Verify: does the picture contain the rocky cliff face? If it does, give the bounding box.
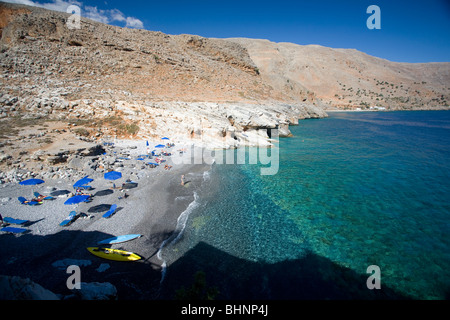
[0,1,327,150]
[0,1,448,152]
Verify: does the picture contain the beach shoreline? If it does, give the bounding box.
[0,139,212,299]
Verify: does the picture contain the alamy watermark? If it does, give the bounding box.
[61,3,378,177]
[367,5,381,30]
[60,2,384,294]
[170,128,280,176]
[66,263,382,291]
[66,265,81,290]
[66,5,81,30]
[366,265,381,289]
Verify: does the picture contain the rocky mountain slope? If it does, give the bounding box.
[0,1,325,150]
[229,38,450,110]
[0,1,448,158]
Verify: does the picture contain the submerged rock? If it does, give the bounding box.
[51,259,92,270]
[95,263,110,273]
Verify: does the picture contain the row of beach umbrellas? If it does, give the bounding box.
[147,137,170,152]
[146,137,169,147]
[66,171,123,204]
[19,138,168,205]
[19,170,123,205]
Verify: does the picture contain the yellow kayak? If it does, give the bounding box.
[87,247,142,262]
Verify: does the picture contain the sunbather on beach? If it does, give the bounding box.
[26,198,43,204]
[35,194,46,202]
[109,183,122,190]
[118,193,129,200]
[75,188,93,197]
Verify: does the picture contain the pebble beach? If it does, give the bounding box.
[0,138,212,299]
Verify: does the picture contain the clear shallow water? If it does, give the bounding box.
[160,111,450,299]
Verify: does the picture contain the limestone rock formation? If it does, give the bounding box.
[0,1,328,150]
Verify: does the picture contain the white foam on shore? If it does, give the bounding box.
[172,192,199,244]
[157,191,200,284]
[203,170,211,182]
[159,261,167,284]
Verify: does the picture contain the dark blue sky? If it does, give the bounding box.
[13,0,450,63]
[115,0,450,63]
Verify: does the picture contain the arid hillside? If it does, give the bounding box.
[229,38,450,110]
[0,1,448,153]
[0,2,277,103]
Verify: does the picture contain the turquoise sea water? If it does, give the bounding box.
[160,111,450,300]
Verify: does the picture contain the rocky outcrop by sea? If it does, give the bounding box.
[0,1,329,157]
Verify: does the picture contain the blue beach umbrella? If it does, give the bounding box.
[161,137,169,140]
[155,144,165,148]
[64,195,90,205]
[19,178,45,186]
[104,171,122,181]
[73,176,94,188]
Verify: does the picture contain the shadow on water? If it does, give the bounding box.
[0,233,417,300]
[159,242,412,300]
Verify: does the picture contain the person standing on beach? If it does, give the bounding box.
[181,175,185,186]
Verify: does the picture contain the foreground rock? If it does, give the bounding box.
[71,282,118,300]
[0,275,59,300]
